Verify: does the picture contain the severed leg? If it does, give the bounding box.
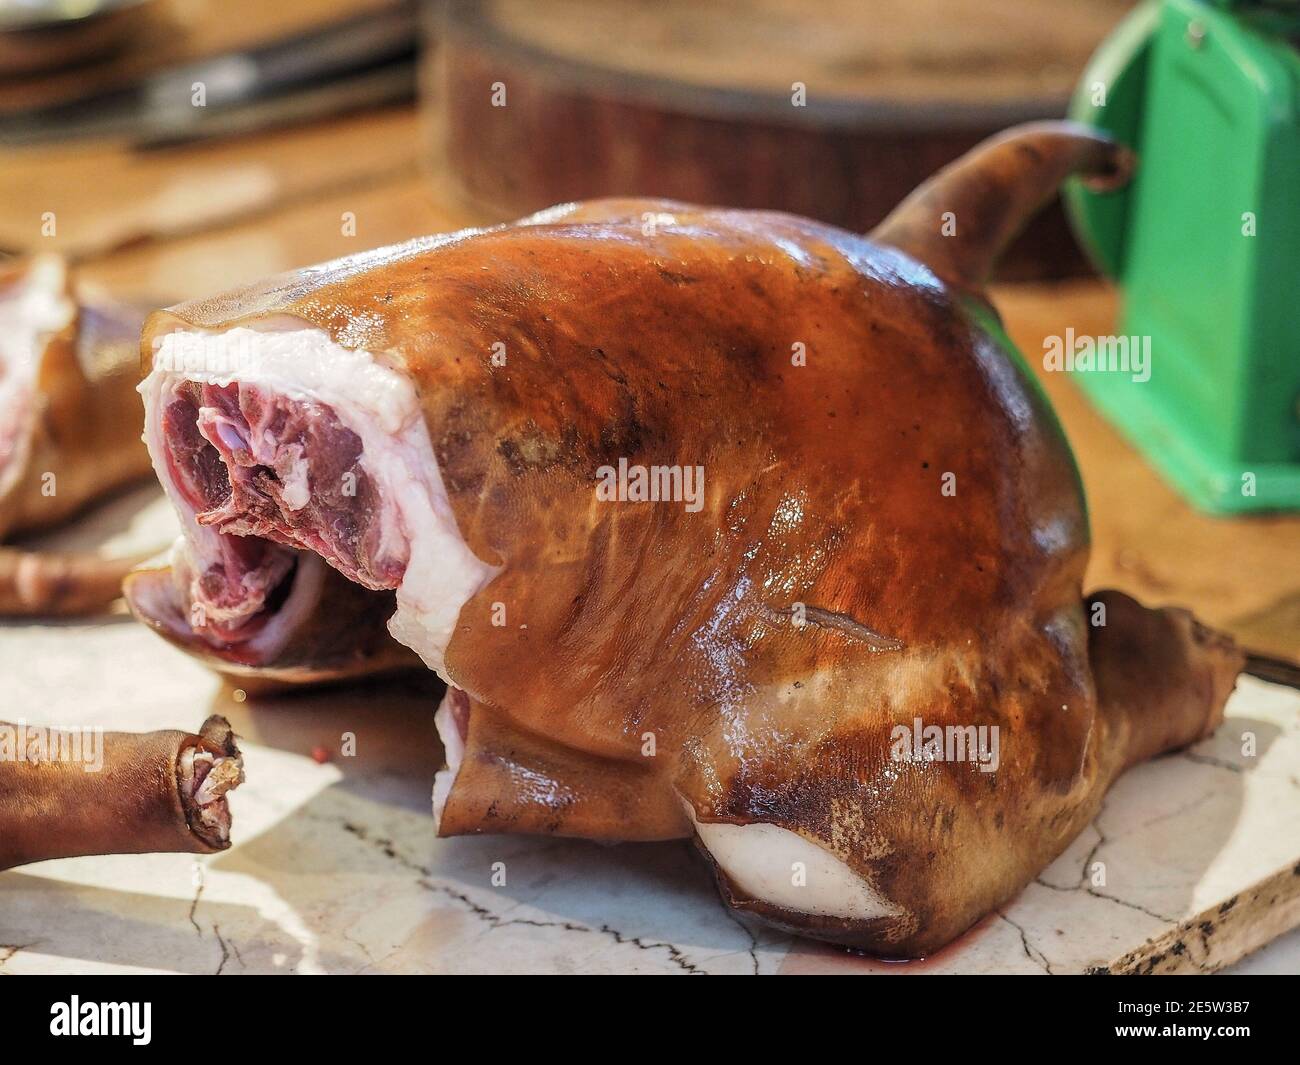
[0,715,244,871]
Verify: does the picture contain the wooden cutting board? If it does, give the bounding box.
[428,0,1136,278]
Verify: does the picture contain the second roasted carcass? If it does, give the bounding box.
[0,257,156,614]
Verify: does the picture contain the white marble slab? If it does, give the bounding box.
[1,493,1298,974]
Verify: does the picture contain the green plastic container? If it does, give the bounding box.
[1066,0,1300,513]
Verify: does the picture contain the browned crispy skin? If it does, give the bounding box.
[138,123,1242,954]
[0,716,242,871]
[146,197,1102,802]
[123,560,418,685]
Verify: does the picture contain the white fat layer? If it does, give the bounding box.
[141,324,498,679]
[431,688,465,832]
[691,812,901,921]
[0,257,74,496]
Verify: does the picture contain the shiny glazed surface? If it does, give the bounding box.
[140,198,1239,955]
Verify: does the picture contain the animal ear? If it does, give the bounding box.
[871,121,1133,292]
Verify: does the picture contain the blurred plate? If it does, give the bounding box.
[0,0,154,76]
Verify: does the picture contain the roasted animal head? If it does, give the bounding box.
[130,122,1242,956]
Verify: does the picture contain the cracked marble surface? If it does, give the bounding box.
[1,491,1299,974]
